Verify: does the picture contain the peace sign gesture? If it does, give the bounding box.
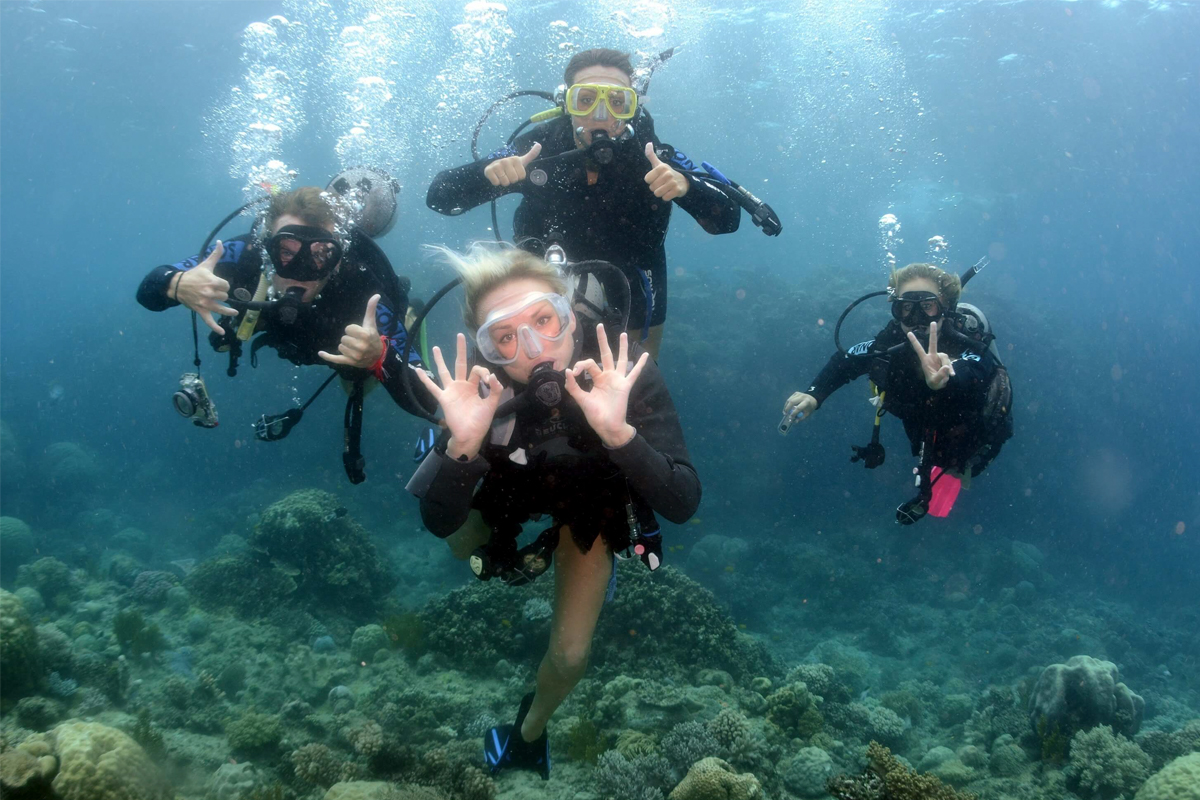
[565,323,650,447]
[906,320,956,391]
[319,293,385,369]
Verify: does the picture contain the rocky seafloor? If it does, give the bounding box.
[2,478,1199,800]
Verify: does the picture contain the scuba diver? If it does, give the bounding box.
[405,243,699,779]
[426,47,772,361]
[782,262,1014,524]
[135,173,433,483]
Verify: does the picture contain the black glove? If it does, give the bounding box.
[896,497,928,525]
[850,441,886,469]
[631,529,663,571]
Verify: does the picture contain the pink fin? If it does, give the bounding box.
[928,466,962,517]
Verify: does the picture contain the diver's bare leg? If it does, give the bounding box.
[520,526,611,741]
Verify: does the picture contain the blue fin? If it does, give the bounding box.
[413,427,437,463]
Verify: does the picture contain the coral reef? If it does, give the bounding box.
[1066,724,1152,800]
[827,742,979,800]
[0,516,35,582]
[249,489,396,618]
[0,589,42,702]
[50,720,173,800]
[781,746,835,798]
[1029,655,1145,739]
[1134,752,1200,800]
[185,555,297,617]
[668,756,762,800]
[765,682,824,740]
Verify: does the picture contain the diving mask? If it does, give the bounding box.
[890,291,945,326]
[565,83,638,121]
[267,225,344,281]
[475,292,572,365]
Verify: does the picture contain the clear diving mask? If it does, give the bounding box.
[475,292,572,365]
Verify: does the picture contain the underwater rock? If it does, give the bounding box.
[1030,655,1145,738]
[1134,752,1200,800]
[313,634,338,654]
[329,685,355,714]
[110,527,153,560]
[766,682,824,740]
[669,756,762,800]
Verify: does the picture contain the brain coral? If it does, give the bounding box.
[668,757,762,800]
[50,720,172,800]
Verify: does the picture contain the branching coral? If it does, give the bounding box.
[827,742,979,800]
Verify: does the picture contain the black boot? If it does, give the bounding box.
[483,692,551,780]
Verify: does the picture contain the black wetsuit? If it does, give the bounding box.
[407,330,700,554]
[807,320,1012,478]
[136,231,432,418]
[426,112,741,334]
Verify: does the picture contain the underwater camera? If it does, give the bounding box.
[173,373,218,428]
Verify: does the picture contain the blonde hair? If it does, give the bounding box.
[889,262,962,308]
[265,186,339,230]
[427,242,567,333]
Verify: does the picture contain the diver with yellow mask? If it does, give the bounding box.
[426,48,759,361]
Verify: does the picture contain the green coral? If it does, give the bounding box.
[185,554,297,617]
[112,609,167,656]
[766,682,824,740]
[1037,714,1071,764]
[16,556,77,609]
[381,611,427,656]
[880,691,922,725]
[351,624,391,663]
[1066,725,1152,800]
[615,729,658,758]
[250,489,395,617]
[566,718,608,763]
[226,712,283,753]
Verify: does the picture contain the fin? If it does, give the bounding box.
[928,466,962,518]
[482,693,551,780]
[412,427,437,463]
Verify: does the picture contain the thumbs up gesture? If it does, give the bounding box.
[483,142,542,187]
[644,142,690,201]
[320,293,384,369]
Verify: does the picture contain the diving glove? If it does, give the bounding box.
[850,441,886,469]
[483,692,550,780]
[896,496,929,525]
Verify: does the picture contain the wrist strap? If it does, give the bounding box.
[369,334,389,379]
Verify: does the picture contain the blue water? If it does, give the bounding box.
[2,1,1198,798]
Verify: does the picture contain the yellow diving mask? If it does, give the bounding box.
[565,83,638,121]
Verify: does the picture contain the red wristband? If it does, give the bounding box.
[369,335,389,379]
